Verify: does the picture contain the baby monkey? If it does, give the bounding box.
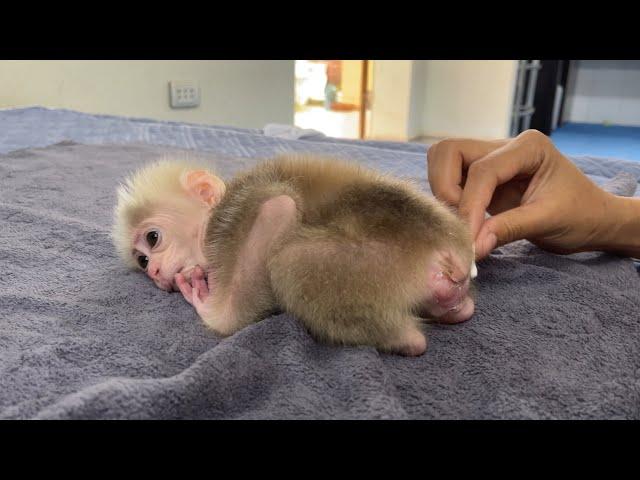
[113,154,477,356]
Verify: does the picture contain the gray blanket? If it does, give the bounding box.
[1,139,640,419]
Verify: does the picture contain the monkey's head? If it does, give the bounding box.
[112,159,226,292]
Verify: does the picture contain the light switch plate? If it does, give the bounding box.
[169,80,200,108]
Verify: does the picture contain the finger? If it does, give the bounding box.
[191,286,201,309]
[190,266,210,301]
[458,140,545,239]
[175,273,194,305]
[193,274,209,302]
[193,265,204,282]
[427,138,508,206]
[191,284,210,315]
[427,142,463,205]
[474,202,551,259]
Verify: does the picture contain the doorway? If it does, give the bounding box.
[294,60,372,139]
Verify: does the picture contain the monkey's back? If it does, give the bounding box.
[206,154,472,275]
[262,155,468,247]
[211,154,470,245]
[204,154,475,349]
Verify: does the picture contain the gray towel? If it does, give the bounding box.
[1,141,639,419]
[601,172,638,196]
[263,123,326,140]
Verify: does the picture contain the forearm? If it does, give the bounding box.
[600,195,640,259]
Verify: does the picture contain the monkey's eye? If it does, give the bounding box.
[146,230,160,248]
[137,255,149,271]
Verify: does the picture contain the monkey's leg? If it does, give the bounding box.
[378,323,428,357]
[323,181,476,326]
[268,232,428,356]
[197,195,298,336]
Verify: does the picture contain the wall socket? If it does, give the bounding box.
[169,80,200,108]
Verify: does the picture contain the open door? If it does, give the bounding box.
[511,60,570,136]
[294,60,372,139]
[529,60,570,135]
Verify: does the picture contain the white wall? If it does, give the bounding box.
[0,61,295,128]
[368,60,414,141]
[367,60,518,141]
[407,60,427,140]
[562,60,640,126]
[6,60,516,140]
[418,60,518,139]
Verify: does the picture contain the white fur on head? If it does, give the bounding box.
[111,155,220,269]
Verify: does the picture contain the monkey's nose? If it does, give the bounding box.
[148,264,161,280]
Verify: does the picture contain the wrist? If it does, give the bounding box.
[597,194,640,258]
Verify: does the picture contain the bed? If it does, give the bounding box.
[1,106,639,419]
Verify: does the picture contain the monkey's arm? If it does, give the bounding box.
[178,194,299,335]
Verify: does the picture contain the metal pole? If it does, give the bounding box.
[511,60,527,136]
[521,60,541,131]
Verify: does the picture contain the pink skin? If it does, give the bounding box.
[130,167,225,293]
[174,195,297,322]
[393,250,475,356]
[132,174,475,355]
[175,265,213,316]
[419,250,475,324]
[170,250,474,359]
[171,250,476,330]
[131,209,210,292]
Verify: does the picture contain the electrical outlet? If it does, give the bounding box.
[169,81,200,108]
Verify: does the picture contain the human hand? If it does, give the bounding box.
[427,129,621,260]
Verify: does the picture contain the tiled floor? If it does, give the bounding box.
[550,123,640,162]
[415,124,640,163]
[293,113,640,162]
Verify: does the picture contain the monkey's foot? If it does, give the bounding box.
[381,325,427,356]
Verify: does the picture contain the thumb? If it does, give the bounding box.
[474,203,549,259]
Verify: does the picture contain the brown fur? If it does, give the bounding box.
[203,154,474,352]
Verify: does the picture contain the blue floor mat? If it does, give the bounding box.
[551,123,640,162]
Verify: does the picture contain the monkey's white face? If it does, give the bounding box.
[131,210,209,292]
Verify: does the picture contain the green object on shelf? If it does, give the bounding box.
[324,83,337,110]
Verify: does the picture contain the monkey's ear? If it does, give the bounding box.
[180,170,226,208]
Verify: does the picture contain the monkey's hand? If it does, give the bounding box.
[174,265,214,320]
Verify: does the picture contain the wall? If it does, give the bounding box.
[368,60,414,141]
[562,60,640,126]
[0,60,518,139]
[340,60,363,106]
[418,60,518,139]
[407,60,426,140]
[0,60,295,128]
[367,60,518,141]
